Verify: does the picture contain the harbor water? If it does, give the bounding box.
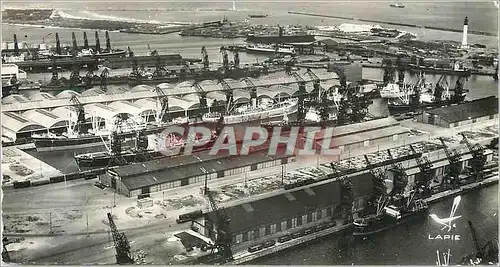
[2,1,498,265]
[250,184,498,265]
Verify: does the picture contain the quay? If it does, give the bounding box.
[362,62,496,76]
[228,174,499,265]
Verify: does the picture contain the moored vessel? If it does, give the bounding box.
[245,44,296,55]
[203,98,298,124]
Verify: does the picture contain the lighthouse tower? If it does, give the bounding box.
[461,16,469,49]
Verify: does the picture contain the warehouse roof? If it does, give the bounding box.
[22,109,68,129]
[2,94,29,104]
[425,96,498,123]
[108,101,154,118]
[120,151,291,190]
[28,92,55,101]
[205,171,374,233]
[80,88,105,97]
[3,69,339,112]
[56,90,81,99]
[322,126,409,148]
[51,106,88,122]
[2,112,45,133]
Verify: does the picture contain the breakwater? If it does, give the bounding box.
[288,11,497,37]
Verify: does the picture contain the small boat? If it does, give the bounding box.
[248,14,268,18]
[390,3,405,8]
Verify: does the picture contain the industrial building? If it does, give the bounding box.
[202,141,495,246]
[98,117,409,197]
[416,97,498,128]
[1,69,340,141]
[100,148,294,197]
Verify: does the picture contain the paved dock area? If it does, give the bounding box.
[2,146,62,185]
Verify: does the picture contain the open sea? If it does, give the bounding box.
[1,1,499,264]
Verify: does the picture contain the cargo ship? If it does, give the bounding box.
[245,44,296,55]
[33,118,190,152]
[74,132,218,167]
[353,199,428,236]
[261,107,337,132]
[202,98,298,124]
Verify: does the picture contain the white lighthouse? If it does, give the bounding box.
[461,16,469,49]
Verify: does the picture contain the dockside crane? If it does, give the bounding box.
[438,137,462,189]
[363,155,389,216]
[70,95,88,134]
[409,144,433,197]
[290,71,307,122]
[153,85,170,124]
[233,49,240,68]
[218,78,234,113]
[451,74,468,104]
[201,46,209,69]
[241,77,258,108]
[461,221,499,265]
[386,149,409,198]
[49,56,62,86]
[396,56,405,87]
[107,212,134,264]
[460,133,486,182]
[193,81,209,113]
[336,176,354,223]
[382,59,396,86]
[220,46,229,70]
[83,69,95,89]
[204,189,233,263]
[69,56,82,87]
[100,67,109,91]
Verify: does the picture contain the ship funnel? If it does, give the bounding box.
[105,31,111,52]
[83,32,89,49]
[95,31,101,53]
[71,32,78,56]
[13,34,19,56]
[55,32,61,55]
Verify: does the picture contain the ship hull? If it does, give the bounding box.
[34,136,109,152]
[74,139,217,167]
[75,151,165,167]
[261,120,337,133]
[53,50,127,59]
[245,47,296,55]
[353,208,428,237]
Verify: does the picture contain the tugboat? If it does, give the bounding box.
[353,163,429,236]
